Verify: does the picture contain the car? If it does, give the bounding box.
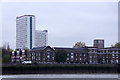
[22,61,32,64]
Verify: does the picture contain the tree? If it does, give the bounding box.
[73,42,86,48]
[112,42,120,48]
[7,42,10,52]
[2,54,10,63]
[0,48,2,64]
[54,50,67,63]
[2,47,10,64]
[2,43,13,64]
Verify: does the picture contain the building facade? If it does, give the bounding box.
[97,48,120,64]
[28,46,88,64]
[10,45,120,64]
[35,30,48,47]
[27,46,120,64]
[87,47,98,64]
[93,39,104,48]
[16,15,35,49]
[10,49,27,64]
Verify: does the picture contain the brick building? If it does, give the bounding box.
[11,38,120,64]
[26,46,120,64]
[28,46,88,64]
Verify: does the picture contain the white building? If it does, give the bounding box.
[16,15,35,49]
[118,25,120,42]
[35,30,48,47]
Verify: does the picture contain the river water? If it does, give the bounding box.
[1,74,120,80]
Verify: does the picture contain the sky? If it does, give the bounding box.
[1,2,118,49]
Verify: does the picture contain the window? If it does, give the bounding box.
[76,54,77,56]
[90,55,92,58]
[93,61,96,63]
[90,60,92,63]
[47,52,50,55]
[80,54,82,56]
[111,60,113,63]
[112,51,114,53]
[22,50,25,54]
[88,49,90,52]
[67,58,69,60]
[71,52,74,55]
[47,55,50,58]
[32,56,34,60]
[12,52,14,55]
[92,49,94,52]
[47,49,51,52]
[17,51,19,55]
[67,53,69,56]
[76,58,77,60]
[112,54,115,58]
[84,54,86,56]
[103,58,105,61]
[80,58,82,60]
[36,58,38,60]
[71,56,74,59]
[116,54,118,58]
[43,58,45,60]
[116,60,118,63]
[36,53,38,56]
[116,51,118,53]
[106,60,108,63]
[22,50,25,53]
[52,57,54,60]
[106,55,108,58]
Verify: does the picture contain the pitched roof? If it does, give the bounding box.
[31,46,54,51]
[31,46,87,51]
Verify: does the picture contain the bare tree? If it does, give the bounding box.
[73,42,86,48]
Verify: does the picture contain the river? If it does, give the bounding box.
[1,74,120,80]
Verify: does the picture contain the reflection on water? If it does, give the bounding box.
[2,74,119,79]
[1,78,119,80]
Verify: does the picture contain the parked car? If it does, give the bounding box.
[22,61,32,64]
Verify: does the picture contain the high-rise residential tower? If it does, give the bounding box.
[16,15,35,49]
[118,1,120,42]
[35,30,48,47]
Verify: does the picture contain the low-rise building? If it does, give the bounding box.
[27,45,120,64]
[28,46,88,64]
[11,38,120,65]
[87,47,98,64]
[27,46,120,64]
[97,48,120,64]
[11,49,27,64]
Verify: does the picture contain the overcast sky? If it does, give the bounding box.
[2,2,118,49]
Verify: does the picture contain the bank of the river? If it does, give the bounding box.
[2,64,120,75]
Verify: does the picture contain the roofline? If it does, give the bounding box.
[16,15,35,19]
[94,38,104,40]
[53,47,87,50]
[86,47,98,48]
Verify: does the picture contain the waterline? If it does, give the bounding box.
[2,74,119,78]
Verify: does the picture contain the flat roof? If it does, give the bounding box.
[94,39,104,41]
[16,15,35,19]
